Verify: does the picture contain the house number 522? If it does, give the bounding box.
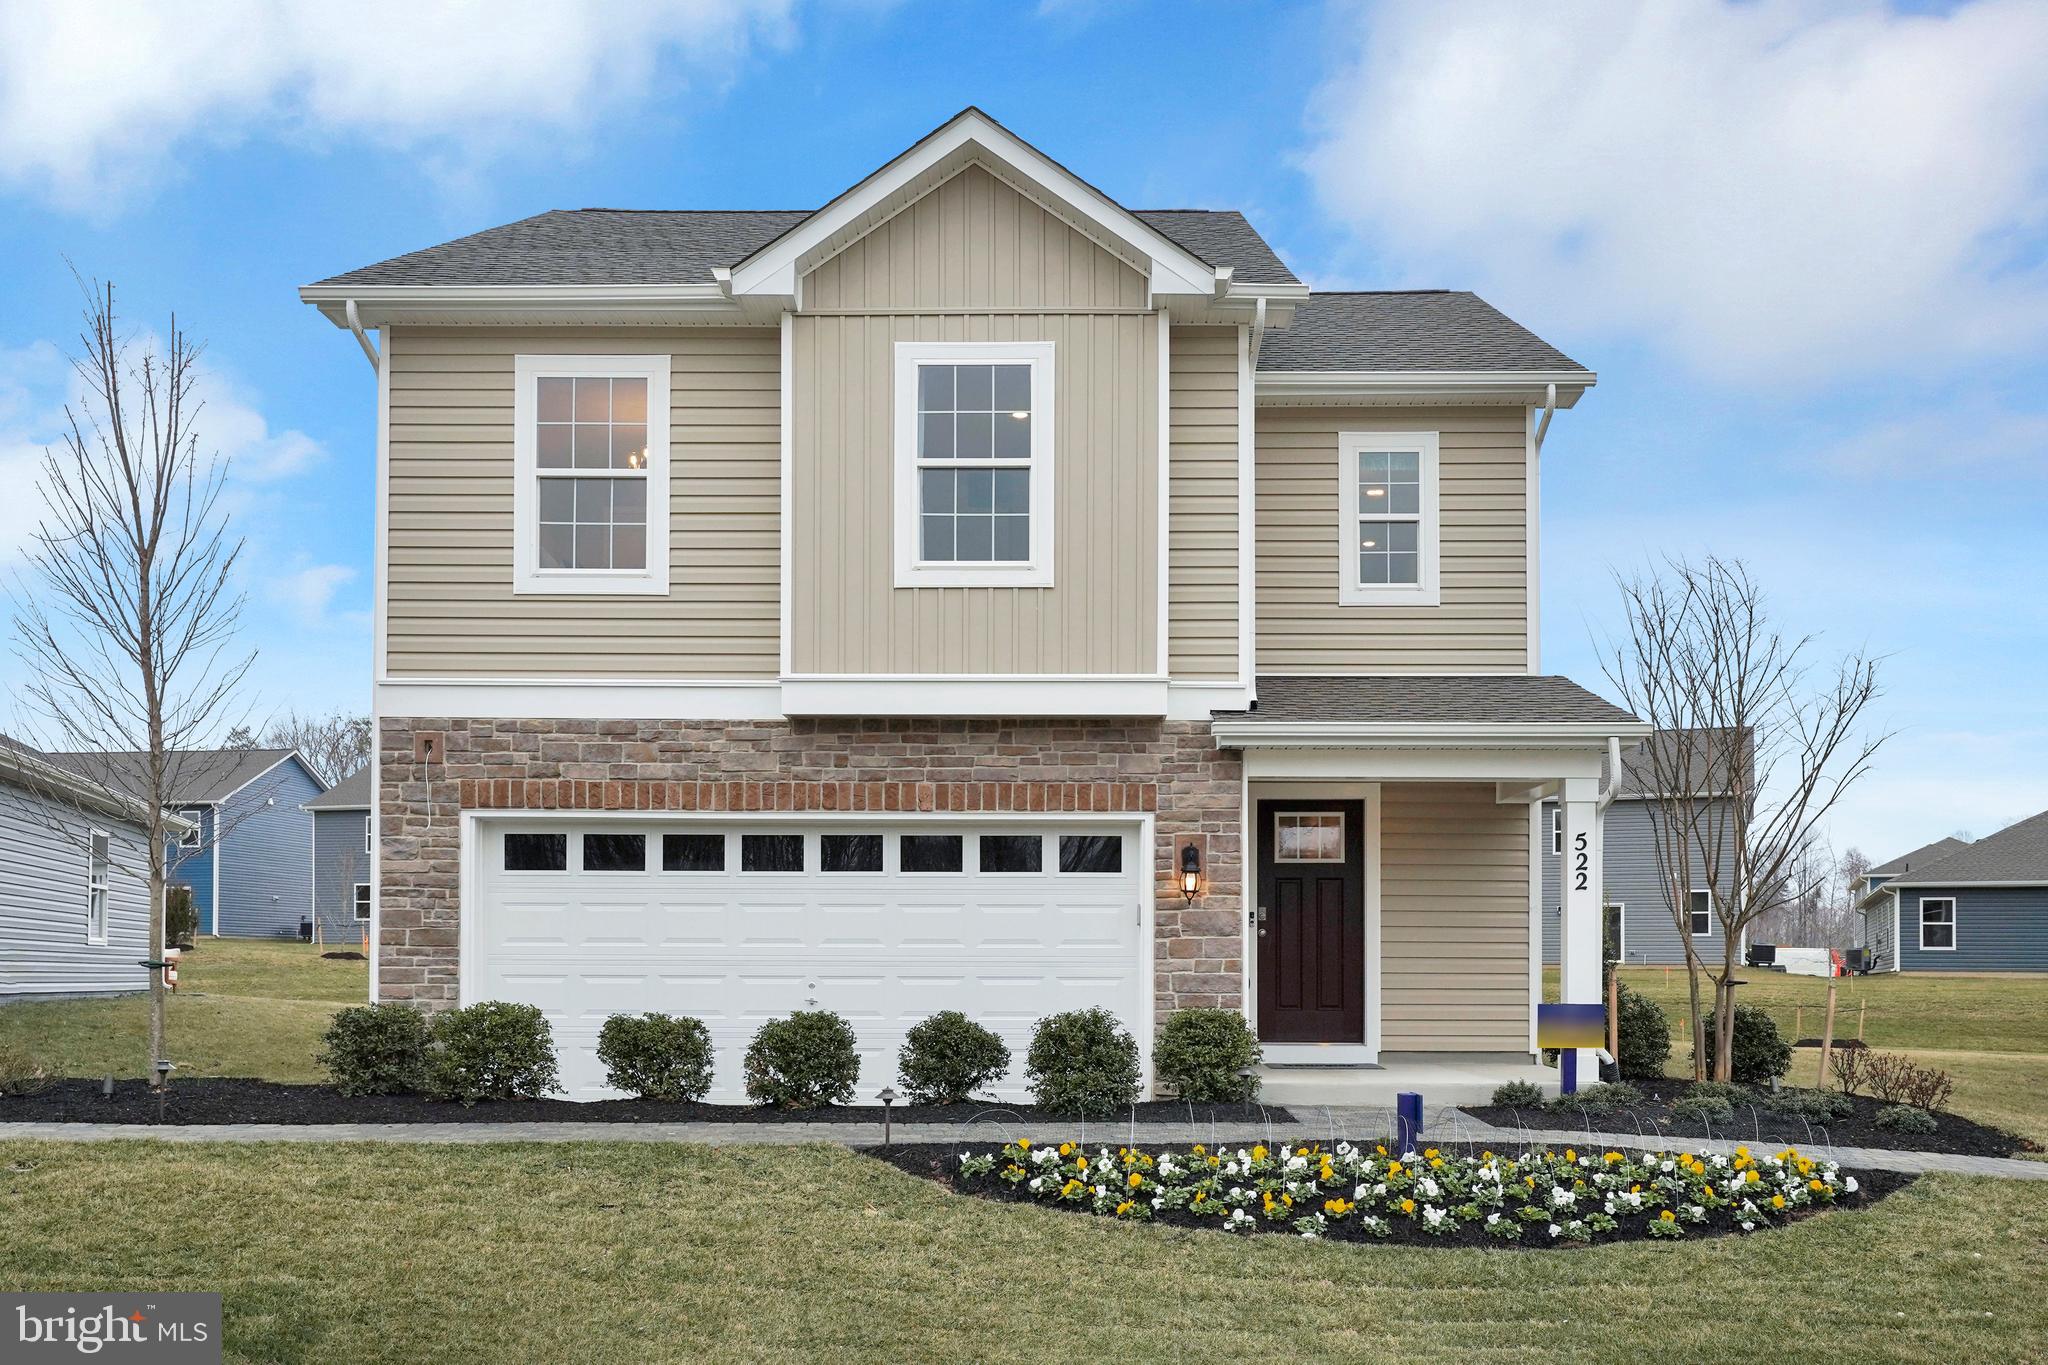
[1572,832,1590,891]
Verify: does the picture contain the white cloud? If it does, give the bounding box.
[1813,401,2048,478]
[0,0,797,208]
[1302,0,2048,384]
[269,562,358,627]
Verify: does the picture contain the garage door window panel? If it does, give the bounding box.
[742,833,805,873]
[901,834,964,873]
[662,833,726,872]
[979,834,1043,874]
[1058,834,1123,874]
[504,832,568,872]
[582,833,646,872]
[821,834,884,873]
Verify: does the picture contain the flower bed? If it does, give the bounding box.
[880,1138,1902,1249]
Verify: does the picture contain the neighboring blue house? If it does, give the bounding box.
[1543,729,1740,967]
[0,736,182,1000]
[1858,814,2048,972]
[50,748,328,938]
[305,768,373,945]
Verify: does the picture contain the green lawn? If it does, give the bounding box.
[1545,966,2048,1151]
[0,939,367,1083]
[0,1141,2042,1364]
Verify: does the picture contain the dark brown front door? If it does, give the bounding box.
[1256,799,1365,1043]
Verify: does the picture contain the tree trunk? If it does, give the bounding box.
[147,832,167,1085]
[1715,937,1743,1083]
[1686,961,1706,1081]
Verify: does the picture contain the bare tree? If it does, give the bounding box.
[252,709,371,786]
[9,280,253,1084]
[1603,556,1888,1081]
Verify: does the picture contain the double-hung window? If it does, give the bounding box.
[177,808,203,850]
[894,340,1054,587]
[1688,889,1713,938]
[513,354,671,596]
[352,883,372,923]
[1337,430,1440,606]
[86,831,109,945]
[1919,897,1956,950]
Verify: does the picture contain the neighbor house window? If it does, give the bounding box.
[86,831,110,944]
[352,883,371,922]
[513,354,671,596]
[894,340,1054,587]
[1337,430,1440,606]
[363,814,373,855]
[178,808,203,849]
[1551,808,1563,855]
[1689,889,1713,937]
[1919,897,1956,950]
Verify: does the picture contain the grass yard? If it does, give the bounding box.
[1,1141,2044,1364]
[0,939,366,1083]
[1545,966,2048,1151]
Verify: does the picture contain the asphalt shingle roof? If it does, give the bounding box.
[1869,836,1973,879]
[1886,812,2048,886]
[1605,728,1749,799]
[1214,675,1639,727]
[45,748,306,805]
[306,767,371,811]
[1256,291,1589,373]
[313,207,1299,289]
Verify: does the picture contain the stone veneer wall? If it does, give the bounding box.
[376,717,1244,1022]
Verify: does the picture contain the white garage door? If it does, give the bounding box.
[470,818,1148,1101]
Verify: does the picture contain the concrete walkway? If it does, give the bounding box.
[2,1111,2043,1180]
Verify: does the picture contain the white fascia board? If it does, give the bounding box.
[301,283,744,327]
[726,111,1216,301]
[1256,370,1596,405]
[1211,719,1652,750]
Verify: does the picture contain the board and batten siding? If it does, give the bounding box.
[1167,326,1241,681]
[213,757,323,939]
[1379,782,1530,1052]
[385,325,781,678]
[1540,798,1733,966]
[1895,886,2048,972]
[312,808,372,944]
[1256,405,1528,673]
[789,164,1160,676]
[0,784,151,998]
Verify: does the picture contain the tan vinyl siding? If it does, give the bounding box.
[385,326,780,678]
[1167,326,1240,680]
[1380,782,1531,1052]
[789,165,1160,676]
[1257,405,1528,673]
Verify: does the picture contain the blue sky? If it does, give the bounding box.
[1,0,2044,865]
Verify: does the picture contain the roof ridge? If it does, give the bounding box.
[1308,288,1459,296]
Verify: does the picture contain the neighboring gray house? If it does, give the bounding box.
[49,748,327,938]
[1857,815,2048,972]
[306,768,372,944]
[1543,730,1739,966]
[0,736,186,1000]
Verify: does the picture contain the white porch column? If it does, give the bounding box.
[1557,776,1602,1080]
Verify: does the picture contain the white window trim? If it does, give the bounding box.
[1688,887,1713,938]
[352,882,372,922]
[511,353,672,597]
[893,340,1055,588]
[86,829,110,946]
[1336,429,1440,607]
[1919,896,1957,951]
[177,808,203,849]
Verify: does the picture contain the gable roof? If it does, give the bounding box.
[1257,291,1589,374]
[1869,836,1972,879]
[0,734,189,830]
[1883,811,2048,888]
[44,748,315,805]
[306,766,371,811]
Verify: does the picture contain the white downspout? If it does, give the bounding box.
[345,299,381,373]
[1596,734,1623,811]
[1533,381,1558,454]
[1249,296,1268,366]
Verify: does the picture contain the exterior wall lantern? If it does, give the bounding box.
[1178,842,1203,903]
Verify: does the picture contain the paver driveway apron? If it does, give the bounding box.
[467,815,1150,1101]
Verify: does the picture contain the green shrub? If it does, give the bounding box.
[1703,1004,1792,1084]
[0,1042,51,1097]
[320,1003,432,1096]
[1687,1080,1756,1107]
[1671,1093,1735,1125]
[596,1013,714,1102]
[896,1011,1010,1105]
[1547,1081,1643,1115]
[1874,1104,1938,1135]
[1769,1087,1853,1121]
[1153,1009,1262,1103]
[163,885,198,946]
[1025,1008,1141,1118]
[744,1011,861,1108]
[1490,1079,1546,1107]
[425,1001,561,1104]
[1614,983,1672,1080]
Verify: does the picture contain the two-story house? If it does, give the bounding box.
[302,109,1646,1102]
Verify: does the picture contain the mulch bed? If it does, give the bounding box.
[869,1142,1911,1250]
[1464,1078,2031,1157]
[0,1078,1293,1128]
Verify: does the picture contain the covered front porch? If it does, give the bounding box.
[1211,676,1650,1108]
